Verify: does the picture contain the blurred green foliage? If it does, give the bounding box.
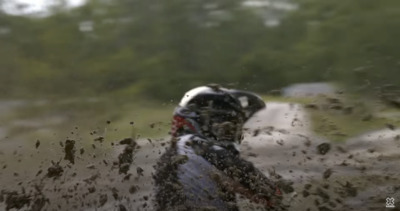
[0,0,399,101]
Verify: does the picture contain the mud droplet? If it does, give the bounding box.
[136,167,144,176]
[88,187,96,193]
[129,185,138,194]
[64,139,76,164]
[305,103,319,109]
[86,164,96,169]
[323,168,333,179]
[84,173,100,184]
[316,187,330,202]
[337,181,358,197]
[31,195,48,211]
[252,129,260,137]
[98,194,108,207]
[94,136,104,143]
[3,191,31,210]
[302,190,310,197]
[111,187,119,200]
[122,173,132,182]
[118,144,135,174]
[386,123,395,130]
[119,138,136,146]
[119,163,130,174]
[47,161,63,179]
[35,140,40,149]
[118,204,127,211]
[317,143,331,155]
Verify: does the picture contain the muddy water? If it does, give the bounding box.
[0,101,399,211]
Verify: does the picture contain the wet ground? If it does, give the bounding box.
[240,103,400,210]
[0,101,399,210]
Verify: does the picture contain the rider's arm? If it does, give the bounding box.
[204,144,278,194]
[192,140,282,205]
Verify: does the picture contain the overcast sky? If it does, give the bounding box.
[3,0,85,15]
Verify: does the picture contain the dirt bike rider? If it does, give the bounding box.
[154,84,284,210]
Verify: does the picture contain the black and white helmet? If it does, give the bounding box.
[171,85,265,144]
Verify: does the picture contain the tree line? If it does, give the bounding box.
[0,0,399,101]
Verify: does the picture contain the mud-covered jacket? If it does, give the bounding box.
[154,134,282,211]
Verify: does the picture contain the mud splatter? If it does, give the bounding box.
[3,191,31,211]
[317,143,331,155]
[323,169,333,179]
[46,161,63,179]
[98,194,108,207]
[64,139,76,164]
[94,136,105,143]
[117,138,137,174]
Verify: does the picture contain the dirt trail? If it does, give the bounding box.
[241,102,400,210]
